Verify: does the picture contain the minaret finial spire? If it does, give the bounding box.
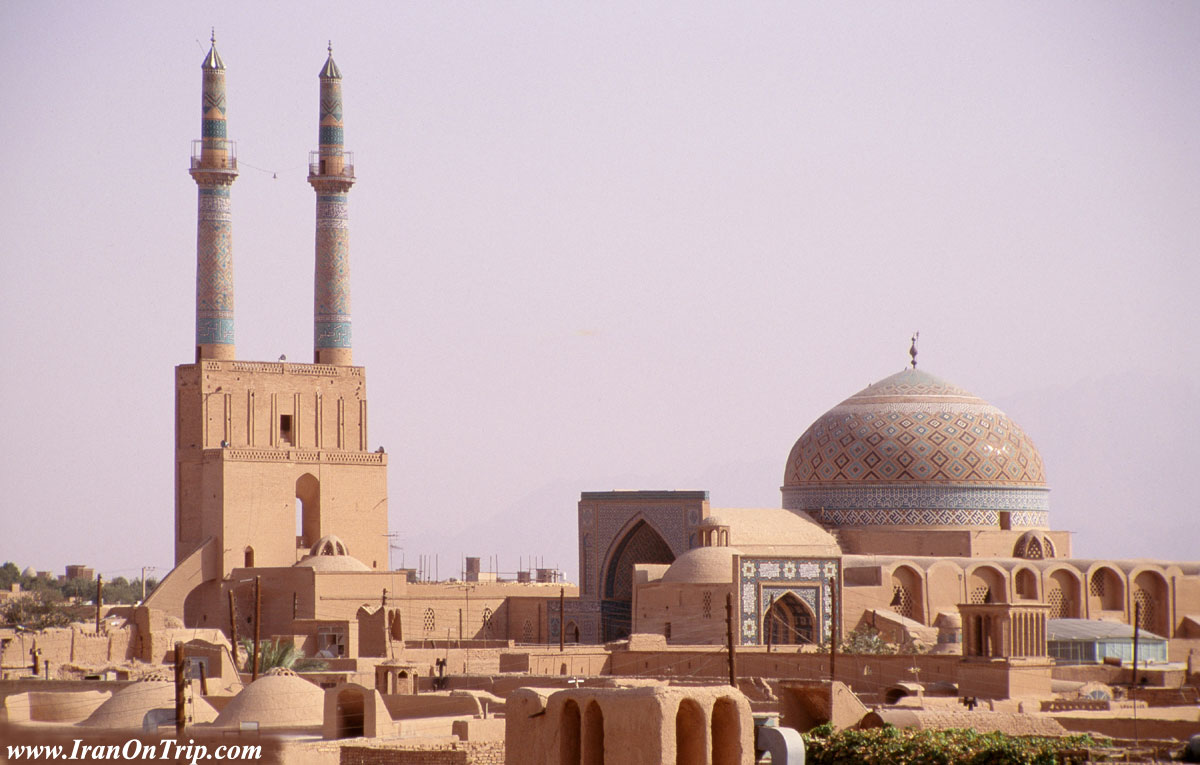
[909,331,919,369]
[211,28,216,44]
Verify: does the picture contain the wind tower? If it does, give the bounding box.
[189,31,238,361]
[309,43,355,366]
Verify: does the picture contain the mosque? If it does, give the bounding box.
[573,350,1200,657]
[147,37,1200,673]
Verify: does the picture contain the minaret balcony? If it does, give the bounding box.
[308,150,355,180]
[190,139,238,172]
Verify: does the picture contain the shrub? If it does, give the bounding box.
[802,725,1102,765]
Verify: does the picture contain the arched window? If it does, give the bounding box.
[968,567,1007,604]
[481,607,493,635]
[423,608,435,633]
[335,688,365,738]
[565,621,580,644]
[522,619,534,643]
[244,547,255,568]
[1089,567,1124,611]
[1133,571,1168,636]
[1046,569,1081,619]
[1015,568,1038,600]
[295,474,320,549]
[889,565,924,622]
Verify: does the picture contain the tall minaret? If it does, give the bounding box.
[310,42,355,366]
[189,31,238,361]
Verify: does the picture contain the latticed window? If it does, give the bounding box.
[1047,585,1067,619]
[481,607,493,634]
[1134,589,1154,631]
[1089,572,1105,597]
[522,619,534,643]
[423,608,435,632]
[702,591,712,619]
[891,584,915,619]
[969,585,992,605]
[1025,537,1043,559]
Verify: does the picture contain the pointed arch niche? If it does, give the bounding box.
[763,592,816,645]
[296,473,321,549]
[602,519,675,602]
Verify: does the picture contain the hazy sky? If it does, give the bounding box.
[1,2,1197,583]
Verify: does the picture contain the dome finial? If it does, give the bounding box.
[328,39,333,55]
[211,28,216,44]
[909,331,919,369]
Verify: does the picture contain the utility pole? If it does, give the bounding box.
[141,566,154,603]
[95,575,103,633]
[559,587,565,652]
[174,641,186,737]
[725,592,737,688]
[251,576,261,682]
[227,590,239,669]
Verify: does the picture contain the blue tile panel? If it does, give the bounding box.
[738,557,839,645]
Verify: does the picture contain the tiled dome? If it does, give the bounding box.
[782,368,1049,530]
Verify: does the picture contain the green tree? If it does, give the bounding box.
[0,562,20,590]
[239,639,327,673]
[0,593,72,630]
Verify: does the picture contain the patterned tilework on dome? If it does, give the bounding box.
[810,508,1049,528]
[785,369,1046,488]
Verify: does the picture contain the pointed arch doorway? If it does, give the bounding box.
[600,519,675,642]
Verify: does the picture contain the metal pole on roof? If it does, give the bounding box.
[228,590,239,669]
[252,576,261,682]
[725,592,737,688]
[95,575,103,633]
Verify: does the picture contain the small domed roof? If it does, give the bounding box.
[294,534,371,571]
[21,567,35,578]
[213,670,325,730]
[295,554,371,572]
[82,680,217,729]
[1013,531,1056,559]
[662,546,742,584]
[699,508,841,556]
[310,535,350,557]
